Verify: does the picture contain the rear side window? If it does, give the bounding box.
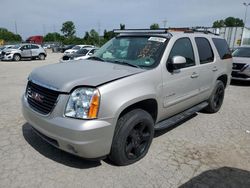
[212,38,232,59]
[195,37,214,64]
[31,45,39,49]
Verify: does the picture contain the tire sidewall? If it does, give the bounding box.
[110,109,154,165]
[209,80,225,112]
[13,54,20,61]
[39,53,45,60]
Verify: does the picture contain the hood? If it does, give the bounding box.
[4,48,19,53]
[233,57,250,64]
[28,60,145,92]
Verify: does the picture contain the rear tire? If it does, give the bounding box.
[38,53,45,60]
[204,80,225,113]
[13,54,21,61]
[109,109,154,166]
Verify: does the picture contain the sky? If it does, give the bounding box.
[0,0,247,39]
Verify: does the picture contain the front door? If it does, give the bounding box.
[160,37,201,120]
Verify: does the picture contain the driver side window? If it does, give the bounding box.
[168,38,195,69]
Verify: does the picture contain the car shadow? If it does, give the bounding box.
[179,167,250,188]
[22,123,101,169]
[154,113,197,138]
[230,80,250,87]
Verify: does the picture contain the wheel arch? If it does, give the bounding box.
[117,98,158,123]
[217,74,228,88]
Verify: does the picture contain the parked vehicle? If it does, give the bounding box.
[2,44,46,61]
[59,44,75,53]
[64,45,94,54]
[0,45,15,59]
[60,47,98,62]
[22,29,232,166]
[231,46,250,81]
[26,36,43,44]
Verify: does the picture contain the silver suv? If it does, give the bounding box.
[22,29,232,165]
[2,44,46,61]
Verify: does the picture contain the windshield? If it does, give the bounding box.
[72,46,81,50]
[93,36,167,69]
[76,48,89,55]
[232,47,250,58]
[12,45,21,49]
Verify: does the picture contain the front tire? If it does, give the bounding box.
[204,80,225,113]
[13,54,21,61]
[109,109,154,166]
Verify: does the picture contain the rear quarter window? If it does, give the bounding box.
[195,37,214,64]
[212,38,232,59]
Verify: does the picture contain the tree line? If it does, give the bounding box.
[0,17,245,45]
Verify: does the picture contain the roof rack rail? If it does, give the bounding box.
[113,29,169,34]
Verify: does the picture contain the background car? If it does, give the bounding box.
[0,45,15,59]
[232,46,250,81]
[2,44,46,61]
[59,44,75,53]
[60,47,98,62]
[64,45,94,54]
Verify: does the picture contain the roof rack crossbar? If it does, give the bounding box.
[113,29,169,34]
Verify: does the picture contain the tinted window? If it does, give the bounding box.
[168,38,195,68]
[232,47,250,58]
[31,45,39,49]
[212,38,232,59]
[195,37,214,64]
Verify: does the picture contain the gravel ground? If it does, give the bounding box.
[0,52,250,188]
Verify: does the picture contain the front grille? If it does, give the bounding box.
[232,71,250,78]
[26,81,59,115]
[233,63,246,70]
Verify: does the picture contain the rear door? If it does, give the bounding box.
[31,45,40,57]
[161,37,201,119]
[193,37,216,101]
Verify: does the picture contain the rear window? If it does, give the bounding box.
[212,38,232,59]
[195,37,214,64]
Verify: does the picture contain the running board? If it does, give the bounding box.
[154,102,208,131]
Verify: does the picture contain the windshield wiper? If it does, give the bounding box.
[88,56,105,62]
[110,60,141,69]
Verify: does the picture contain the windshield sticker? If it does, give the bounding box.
[148,37,166,43]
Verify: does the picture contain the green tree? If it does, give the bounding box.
[61,21,76,38]
[0,28,22,42]
[212,17,244,28]
[150,23,160,30]
[212,20,225,28]
[44,32,64,42]
[224,17,244,27]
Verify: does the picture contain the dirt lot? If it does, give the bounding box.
[0,52,250,188]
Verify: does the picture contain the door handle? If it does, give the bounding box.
[191,72,199,78]
[212,66,218,72]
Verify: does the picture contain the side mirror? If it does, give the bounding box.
[167,56,186,73]
[172,56,186,65]
[88,52,93,56]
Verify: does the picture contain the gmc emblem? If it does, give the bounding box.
[29,90,44,103]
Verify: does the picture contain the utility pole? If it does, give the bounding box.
[243,2,250,27]
[97,22,101,46]
[163,19,167,28]
[43,24,46,36]
[14,21,18,34]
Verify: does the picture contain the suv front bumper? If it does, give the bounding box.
[22,95,114,159]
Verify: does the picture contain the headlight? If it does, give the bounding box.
[243,64,250,76]
[65,87,100,119]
